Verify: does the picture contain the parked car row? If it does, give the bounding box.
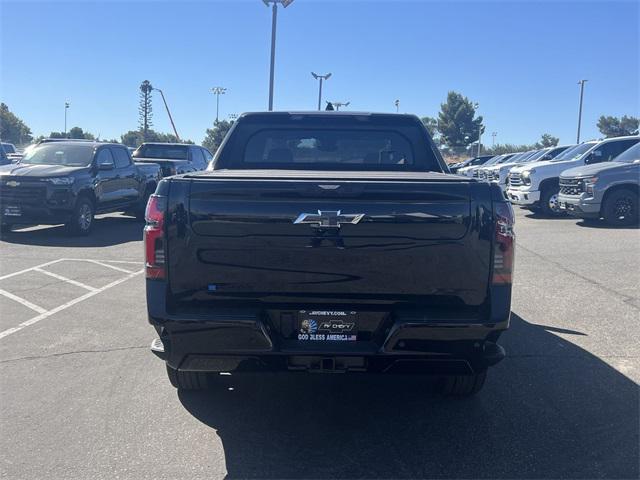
[451,135,640,225]
[0,140,212,235]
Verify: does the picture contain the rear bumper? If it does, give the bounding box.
[506,188,539,206]
[147,281,511,375]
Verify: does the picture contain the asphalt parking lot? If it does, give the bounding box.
[0,209,638,480]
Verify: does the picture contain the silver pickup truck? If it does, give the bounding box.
[558,142,640,226]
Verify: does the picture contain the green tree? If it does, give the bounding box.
[597,115,639,138]
[139,80,153,140]
[0,103,33,145]
[68,127,95,140]
[437,92,483,148]
[536,133,559,148]
[202,120,234,153]
[120,129,193,148]
[421,116,438,139]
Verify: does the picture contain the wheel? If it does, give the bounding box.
[441,370,487,397]
[135,187,153,221]
[540,186,563,217]
[602,189,638,226]
[66,196,95,236]
[166,365,208,390]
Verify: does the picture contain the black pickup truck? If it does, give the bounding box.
[0,141,161,235]
[132,143,212,177]
[145,112,515,396]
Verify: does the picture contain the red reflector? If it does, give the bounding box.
[144,195,166,280]
[493,202,515,285]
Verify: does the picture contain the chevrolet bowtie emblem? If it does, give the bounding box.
[294,210,365,228]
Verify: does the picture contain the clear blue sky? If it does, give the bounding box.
[1,0,638,146]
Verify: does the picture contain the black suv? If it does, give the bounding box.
[0,141,161,235]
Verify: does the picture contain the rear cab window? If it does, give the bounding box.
[213,113,444,172]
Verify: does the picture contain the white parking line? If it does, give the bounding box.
[0,268,144,341]
[81,259,136,274]
[33,268,99,292]
[0,288,48,314]
[0,259,65,281]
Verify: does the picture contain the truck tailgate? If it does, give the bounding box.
[166,170,493,310]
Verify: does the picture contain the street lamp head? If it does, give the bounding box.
[211,87,227,95]
[263,0,294,6]
[311,72,318,79]
[325,73,332,80]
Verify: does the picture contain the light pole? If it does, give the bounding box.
[576,79,588,143]
[211,87,227,123]
[474,103,482,157]
[64,102,70,137]
[311,72,331,111]
[152,87,180,141]
[394,99,399,113]
[492,131,497,147]
[329,101,350,111]
[263,0,295,111]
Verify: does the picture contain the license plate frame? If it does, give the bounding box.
[297,310,358,342]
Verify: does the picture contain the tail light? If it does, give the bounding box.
[144,194,167,280]
[493,202,515,284]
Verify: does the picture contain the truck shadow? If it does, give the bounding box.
[575,218,640,230]
[178,314,638,479]
[0,215,143,247]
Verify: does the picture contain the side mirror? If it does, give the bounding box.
[586,150,603,164]
[98,161,114,171]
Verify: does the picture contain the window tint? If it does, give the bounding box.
[202,148,213,163]
[133,144,188,160]
[112,148,132,169]
[596,139,640,163]
[21,143,96,167]
[96,148,114,166]
[243,129,414,167]
[190,147,205,167]
[613,142,640,163]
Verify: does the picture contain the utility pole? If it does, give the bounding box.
[492,131,497,147]
[474,102,482,157]
[311,73,331,111]
[263,0,295,111]
[152,87,180,141]
[577,79,588,143]
[211,87,227,123]
[394,99,399,113]
[64,102,70,137]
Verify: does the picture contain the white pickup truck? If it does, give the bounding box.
[481,146,573,191]
[506,136,640,215]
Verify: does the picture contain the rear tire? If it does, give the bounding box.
[602,189,638,226]
[66,196,94,236]
[540,186,563,217]
[441,370,487,397]
[166,365,208,390]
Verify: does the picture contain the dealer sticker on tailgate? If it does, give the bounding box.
[298,310,358,342]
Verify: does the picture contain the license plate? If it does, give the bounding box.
[3,205,22,217]
[298,310,358,342]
